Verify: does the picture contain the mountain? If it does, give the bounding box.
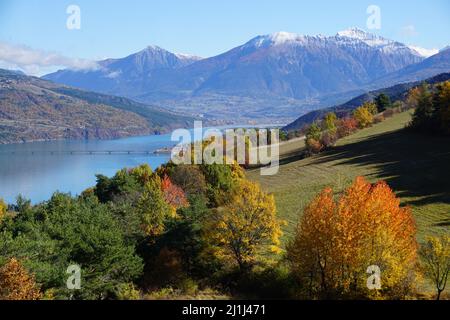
[368,48,450,88]
[44,28,444,123]
[44,46,202,98]
[0,69,192,144]
[283,72,450,131]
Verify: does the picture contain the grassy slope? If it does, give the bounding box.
[248,111,450,245]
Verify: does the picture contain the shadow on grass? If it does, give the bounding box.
[310,128,450,206]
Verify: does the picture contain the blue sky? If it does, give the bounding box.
[0,0,449,75]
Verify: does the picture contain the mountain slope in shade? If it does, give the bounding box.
[0,69,192,144]
[43,28,443,123]
[283,72,450,131]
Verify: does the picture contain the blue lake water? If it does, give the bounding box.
[0,124,280,204]
[0,134,174,204]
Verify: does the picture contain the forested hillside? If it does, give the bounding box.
[0,69,192,144]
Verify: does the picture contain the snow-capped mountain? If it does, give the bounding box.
[44,46,202,97]
[408,46,439,58]
[157,27,424,99]
[43,28,448,122]
[369,47,450,88]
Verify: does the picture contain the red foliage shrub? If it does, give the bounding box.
[161,175,189,209]
[337,117,358,137]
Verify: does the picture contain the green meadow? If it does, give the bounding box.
[249,111,450,245]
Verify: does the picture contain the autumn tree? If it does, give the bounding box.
[287,177,418,299]
[138,176,173,238]
[170,165,207,196]
[305,122,323,154]
[410,83,434,131]
[323,112,338,135]
[433,81,450,135]
[406,86,422,109]
[161,175,189,211]
[353,105,374,128]
[0,258,42,300]
[420,235,449,300]
[206,180,283,272]
[306,122,321,141]
[337,117,358,137]
[363,101,379,115]
[0,198,6,223]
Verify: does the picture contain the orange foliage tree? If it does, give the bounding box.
[287,177,418,299]
[337,117,358,137]
[0,258,42,300]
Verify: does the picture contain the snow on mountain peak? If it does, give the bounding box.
[174,53,203,61]
[408,46,439,58]
[336,27,391,47]
[249,31,325,48]
[337,27,372,39]
[268,31,303,44]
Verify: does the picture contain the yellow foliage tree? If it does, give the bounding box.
[138,176,173,238]
[420,235,450,300]
[0,198,6,223]
[0,258,42,300]
[363,101,379,115]
[287,177,418,299]
[206,179,283,271]
[353,105,374,128]
[323,112,338,135]
[406,86,422,109]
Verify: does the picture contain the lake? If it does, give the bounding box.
[0,124,280,204]
[0,134,174,204]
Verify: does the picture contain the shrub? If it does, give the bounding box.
[353,106,374,128]
[383,108,394,118]
[373,114,385,124]
[305,138,324,155]
[320,132,338,148]
[115,283,141,300]
[337,117,358,137]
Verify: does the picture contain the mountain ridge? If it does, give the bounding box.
[0,69,192,144]
[42,28,449,123]
[283,72,450,131]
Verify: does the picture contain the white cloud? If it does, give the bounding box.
[0,42,99,76]
[104,70,122,79]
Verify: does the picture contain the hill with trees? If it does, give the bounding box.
[284,73,450,132]
[0,69,192,144]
